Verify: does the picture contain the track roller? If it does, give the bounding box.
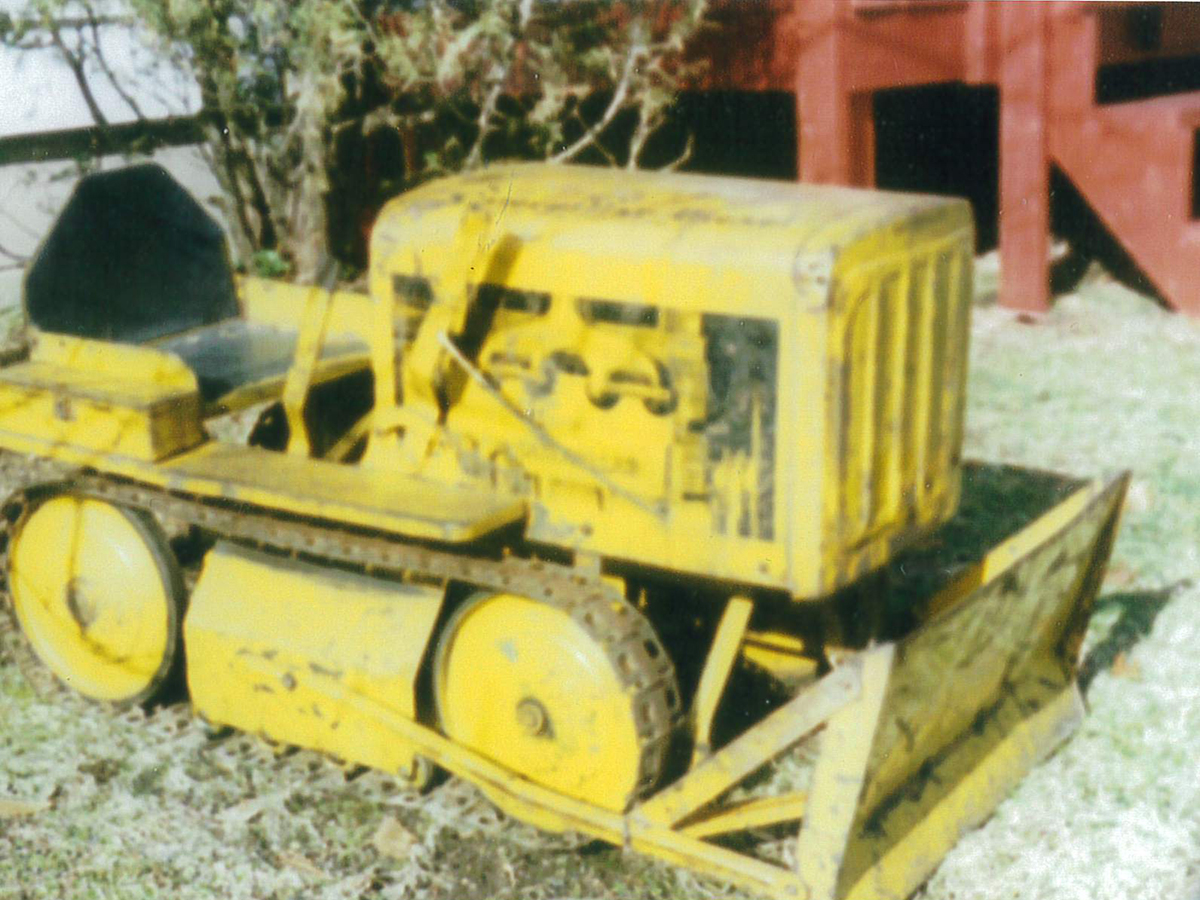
[7,495,183,705]
[433,590,679,812]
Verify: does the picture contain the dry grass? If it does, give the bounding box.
[1,265,1199,899]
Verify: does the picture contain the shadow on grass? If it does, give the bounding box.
[1078,581,1189,693]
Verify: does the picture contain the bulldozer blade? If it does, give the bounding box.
[817,470,1129,900]
[625,470,1128,899]
[313,470,1127,900]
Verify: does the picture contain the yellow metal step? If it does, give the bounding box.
[0,416,525,543]
[156,442,526,542]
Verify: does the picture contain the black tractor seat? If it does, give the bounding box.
[23,164,368,411]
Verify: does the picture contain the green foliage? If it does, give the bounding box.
[13,0,708,279]
[249,248,291,279]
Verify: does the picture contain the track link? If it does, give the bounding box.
[0,451,682,799]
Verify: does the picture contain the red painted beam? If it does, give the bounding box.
[998,2,1051,313]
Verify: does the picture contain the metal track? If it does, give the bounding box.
[0,450,682,799]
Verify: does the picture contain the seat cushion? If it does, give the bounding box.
[155,319,368,404]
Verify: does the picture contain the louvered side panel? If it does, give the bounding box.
[920,245,972,515]
[831,240,970,558]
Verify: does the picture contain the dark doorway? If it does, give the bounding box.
[676,91,798,180]
[1096,54,1200,104]
[873,84,1000,252]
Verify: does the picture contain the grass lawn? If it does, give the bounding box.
[1,265,1198,900]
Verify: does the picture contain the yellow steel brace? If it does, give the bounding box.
[692,594,755,764]
[282,269,337,457]
[680,791,810,840]
[293,656,813,900]
[635,660,862,828]
[794,645,895,896]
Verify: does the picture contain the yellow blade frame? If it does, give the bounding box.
[284,471,1125,900]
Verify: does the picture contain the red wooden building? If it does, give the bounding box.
[695,1,1200,314]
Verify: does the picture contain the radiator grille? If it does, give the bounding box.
[836,243,970,550]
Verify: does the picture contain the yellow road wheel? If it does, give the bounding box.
[8,495,182,705]
[433,590,678,812]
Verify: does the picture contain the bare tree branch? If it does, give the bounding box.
[0,240,29,264]
[202,115,260,255]
[626,102,656,169]
[82,0,145,121]
[344,0,381,44]
[663,131,694,171]
[549,40,644,163]
[464,0,534,168]
[6,36,52,49]
[464,74,505,168]
[46,17,108,127]
[106,0,709,273]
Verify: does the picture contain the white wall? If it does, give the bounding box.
[0,1,200,136]
[0,4,224,306]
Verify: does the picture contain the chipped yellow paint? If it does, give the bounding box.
[8,496,180,703]
[184,543,442,781]
[795,645,896,897]
[840,680,1084,900]
[366,164,974,598]
[0,431,526,543]
[32,331,198,391]
[0,163,1132,900]
[0,333,204,461]
[855,474,1129,827]
[197,472,1120,900]
[633,473,1122,900]
[237,275,375,337]
[0,165,971,596]
[433,591,647,812]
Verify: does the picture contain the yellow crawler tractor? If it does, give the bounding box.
[0,163,1126,899]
